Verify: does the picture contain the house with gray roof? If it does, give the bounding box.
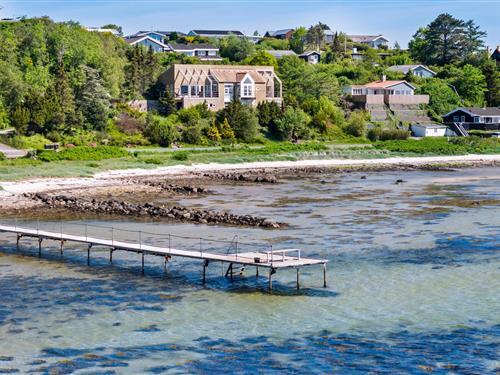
[387,65,436,78]
[347,34,389,49]
[443,107,500,131]
[299,51,321,64]
[124,35,169,52]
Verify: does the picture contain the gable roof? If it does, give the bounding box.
[362,80,416,90]
[125,35,169,49]
[190,30,244,36]
[387,65,436,75]
[133,31,167,39]
[265,29,294,37]
[265,50,297,58]
[492,46,500,61]
[347,34,389,43]
[137,30,185,37]
[210,69,266,84]
[299,51,321,57]
[444,107,500,118]
[169,43,219,51]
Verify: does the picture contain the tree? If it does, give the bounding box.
[394,41,401,51]
[218,118,235,141]
[78,66,111,130]
[344,111,367,137]
[306,23,327,51]
[219,35,255,62]
[207,122,221,142]
[11,106,30,134]
[274,107,311,141]
[462,20,487,59]
[244,50,278,69]
[0,97,10,129]
[216,101,259,142]
[481,58,500,106]
[257,101,282,135]
[450,64,487,106]
[419,80,461,119]
[158,90,177,116]
[290,27,307,54]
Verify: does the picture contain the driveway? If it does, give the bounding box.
[0,142,27,159]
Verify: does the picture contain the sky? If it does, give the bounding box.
[1,0,499,48]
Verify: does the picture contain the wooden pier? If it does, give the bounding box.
[0,222,328,292]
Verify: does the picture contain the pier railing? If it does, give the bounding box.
[0,218,302,263]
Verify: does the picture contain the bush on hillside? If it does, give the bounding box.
[37,146,129,161]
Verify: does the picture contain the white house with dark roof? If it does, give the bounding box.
[168,43,222,61]
[388,65,436,78]
[124,35,169,52]
[347,34,389,49]
[299,51,321,64]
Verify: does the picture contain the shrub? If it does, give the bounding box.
[9,134,52,150]
[144,114,179,147]
[374,138,465,155]
[368,128,410,141]
[0,151,5,161]
[172,151,189,161]
[143,157,163,165]
[37,146,129,161]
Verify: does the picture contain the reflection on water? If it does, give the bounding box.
[0,167,499,373]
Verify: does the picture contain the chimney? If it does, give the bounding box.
[382,74,387,82]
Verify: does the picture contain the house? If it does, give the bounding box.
[387,65,436,78]
[135,30,185,41]
[86,27,120,36]
[168,43,222,61]
[324,29,335,44]
[124,35,169,52]
[492,46,500,64]
[264,29,294,40]
[265,50,297,59]
[442,107,500,131]
[350,47,391,61]
[299,51,321,64]
[160,64,282,111]
[344,77,429,107]
[411,124,453,137]
[347,34,389,49]
[187,30,244,39]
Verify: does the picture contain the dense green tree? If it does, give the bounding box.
[481,58,500,106]
[158,90,177,116]
[244,50,278,69]
[78,66,111,130]
[144,113,179,146]
[216,101,259,142]
[218,118,235,141]
[290,27,307,54]
[344,111,367,137]
[418,80,461,119]
[257,101,282,135]
[306,22,328,51]
[0,97,10,129]
[219,35,255,62]
[462,20,487,59]
[450,64,487,106]
[11,106,30,134]
[274,107,311,141]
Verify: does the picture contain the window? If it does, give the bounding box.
[453,115,459,122]
[461,116,466,122]
[241,77,254,97]
[180,85,189,96]
[474,116,480,123]
[353,88,363,95]
[191,85,202,97]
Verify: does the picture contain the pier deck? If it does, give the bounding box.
[0,222,328,291]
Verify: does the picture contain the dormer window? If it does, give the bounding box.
[241,76,254,98]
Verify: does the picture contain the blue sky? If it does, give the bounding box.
[1,0,499,48]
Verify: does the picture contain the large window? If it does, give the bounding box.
[191,85,202,97]
[180,85,189,96]
[241,77,254,98]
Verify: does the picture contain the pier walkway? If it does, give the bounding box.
[0,221,328,291]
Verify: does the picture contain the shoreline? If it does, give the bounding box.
[1,154,500,197]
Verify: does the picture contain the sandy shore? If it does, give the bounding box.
[1,154,499,211]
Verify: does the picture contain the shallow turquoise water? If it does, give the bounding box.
[0,167,499,373]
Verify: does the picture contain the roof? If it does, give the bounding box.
[210,69,266,84]
[124,35,169,49]
[387,65,436,75]
[190,30,244,36]
[362,80,416,90]
[265,50,297,58]
[412,123,447,128]
[169,43,219,51]
[492,46,500,61]
[347,34,389,43]
[137,30,185,37]
[444,107,500,117]
[265,29,294,37]
[299,51,321,57]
